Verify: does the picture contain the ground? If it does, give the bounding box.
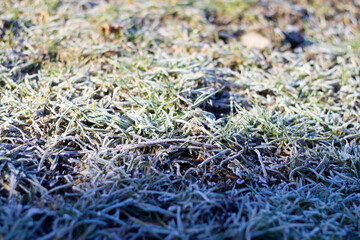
[0,0,360,239]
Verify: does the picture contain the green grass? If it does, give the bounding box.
[0,0,360,239]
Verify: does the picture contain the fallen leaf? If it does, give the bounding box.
[240,32,271,49]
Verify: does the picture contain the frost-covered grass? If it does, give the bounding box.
[0,0,360,239]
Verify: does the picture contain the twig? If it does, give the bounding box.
[118,138,217,151]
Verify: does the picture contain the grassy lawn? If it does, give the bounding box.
[0,0,359,239]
